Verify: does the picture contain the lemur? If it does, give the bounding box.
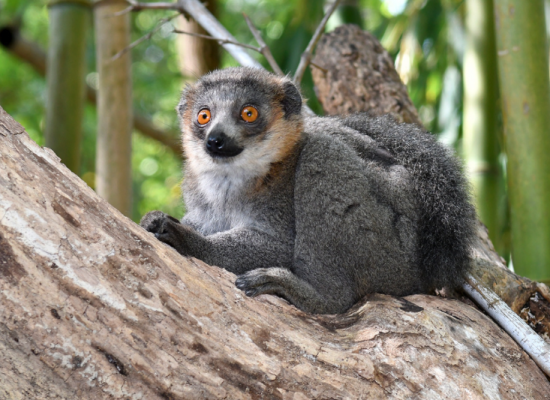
[140,67,476,314]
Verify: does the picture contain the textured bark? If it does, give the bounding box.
[311,25,422,125]
[1,105,550,398]
[312,24,550,342]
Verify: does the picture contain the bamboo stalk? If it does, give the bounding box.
[94,0,133,216]
[463,0,504,254]
[493,0,550,283]
[44,0,90,173]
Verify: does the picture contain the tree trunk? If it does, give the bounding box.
[1,105,549,399]
[311,25,421,125]
[94,0,133,217]
[493,0,550,284]
[175,0,220,79]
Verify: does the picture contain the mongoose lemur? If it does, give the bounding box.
[140,67,476,314]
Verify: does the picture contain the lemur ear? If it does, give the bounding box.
[281,81,302,118]
[177,98,186,115]
[176,85,191,115]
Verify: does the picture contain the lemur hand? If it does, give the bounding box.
[140,211,190,255]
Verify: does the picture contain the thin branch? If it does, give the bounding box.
[464,275,550,378]
[111,14,180,62]
[116,0,314,113]
[113,6,134,16]
[176,0,262,68]
[116,0,183,16]
[310,61,328,73]
[293,0,342,85]
[172,29,259,52]
[243,14,284,76]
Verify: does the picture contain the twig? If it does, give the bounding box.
[463,274,550,378]
[293,0,342,85]
[115,0,314,113]
[310,61,328,73]
[172,29,259,52]
[116,0,183,16]
[243,14,284,76]
[111,14,180,61]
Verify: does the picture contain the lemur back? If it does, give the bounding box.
[140,67,476,314]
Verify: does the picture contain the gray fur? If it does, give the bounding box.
[141,67,476,314]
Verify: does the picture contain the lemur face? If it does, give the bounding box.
[177,68,303,173]
[188,81,274,159]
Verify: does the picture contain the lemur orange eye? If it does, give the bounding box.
[241,106,258,123]
[197,109,211,125]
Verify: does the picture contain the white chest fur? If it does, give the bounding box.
[183,162,264,236]
[182,132,279,235]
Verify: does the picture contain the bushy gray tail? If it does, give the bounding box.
[342,114,476,291]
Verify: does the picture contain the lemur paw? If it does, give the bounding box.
[140,211,188,254]
[140,211,180,233]
[235,268,292,297]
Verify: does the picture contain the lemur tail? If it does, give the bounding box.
[342,114,476,291]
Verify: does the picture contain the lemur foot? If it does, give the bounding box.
[236,268,340,314]
[140,211,189,255]
[235,268,295,298]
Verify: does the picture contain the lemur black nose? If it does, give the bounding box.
[205,131,243,158]
[207,134,225,151]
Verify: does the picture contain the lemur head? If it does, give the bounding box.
[177,67,303,178]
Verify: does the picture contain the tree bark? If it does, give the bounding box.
[311,25,421,125]
[311,24,550,340]
[1,106,550,398]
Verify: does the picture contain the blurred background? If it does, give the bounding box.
[0,0,549,281]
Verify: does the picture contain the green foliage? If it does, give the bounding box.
[1,0,470,222]
[0,1,48,145]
